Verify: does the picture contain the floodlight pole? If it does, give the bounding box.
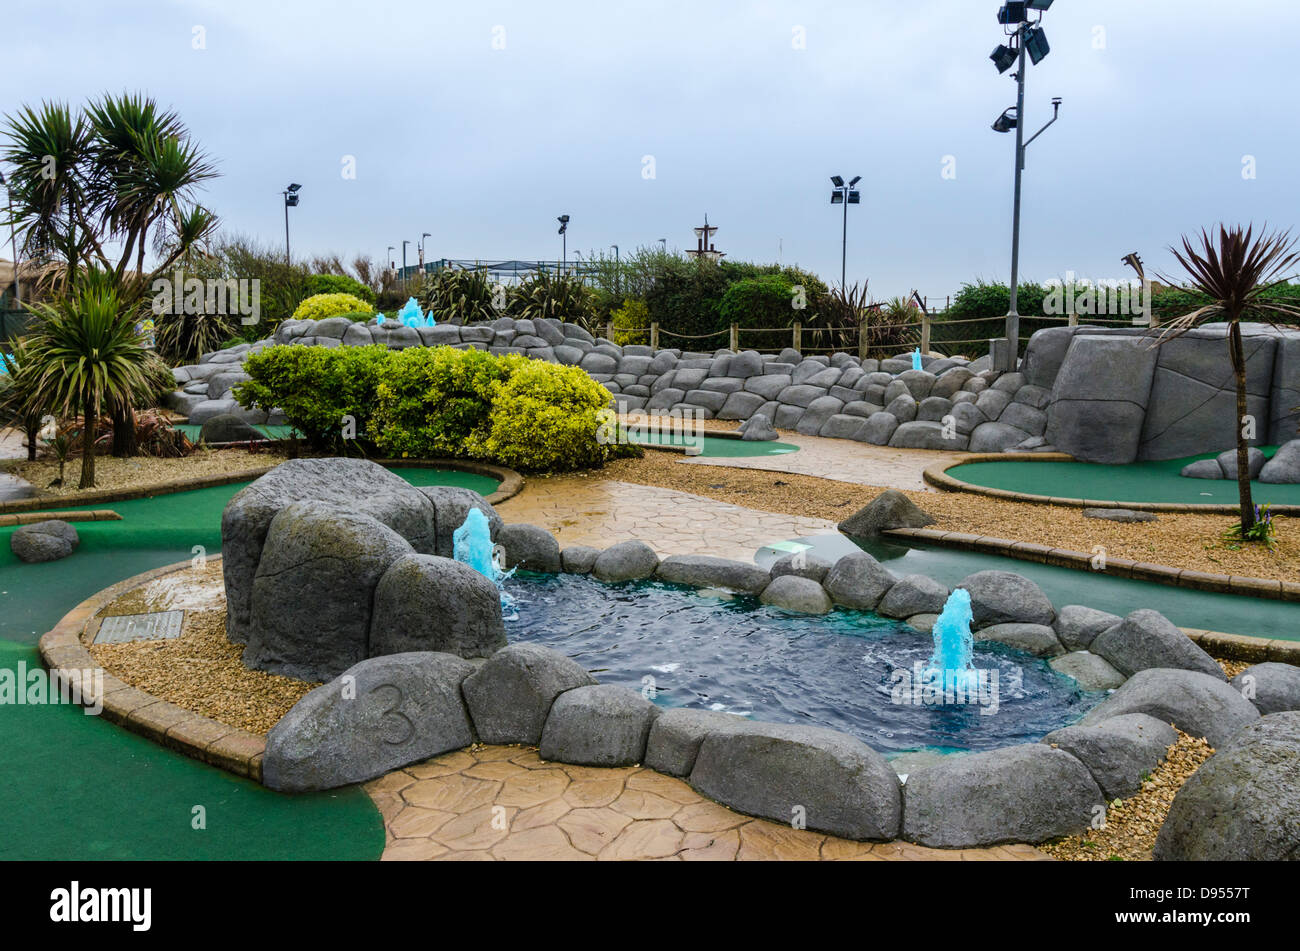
[283,191,292,261]
[840,186,850,290]
[1002,27,1029,371]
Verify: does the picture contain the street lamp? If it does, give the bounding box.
[829,174,862,290]
[282,183,301,261]
[557,215,570,272]
[387,246,396,273]
[988,1,1062,371]
[402,240,411,280]
[611,244,620,300]
[419,232,431,272]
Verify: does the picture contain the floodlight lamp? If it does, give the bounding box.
[849,175,861,187]
[285,194,299,207]
[287,183,301,192]
[831,175,844,187]
[990,44,1017,73]
[992,107,1018,133]
[1025,26,1050,64]
[1028,0,1054,10]
[847,191,861,204]
[997,2,1028,25]
[830,191,844,204]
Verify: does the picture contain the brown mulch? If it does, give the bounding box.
[3,446,286,498]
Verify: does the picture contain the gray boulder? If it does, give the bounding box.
[1054,605,1123,652]
[10,520,79,563]
[968,421,1031,453]
[957,570,1055,627]
[1260,440,1300,484]
[1217,447,1267,481]
[1050,651,1126,691]
[560,545,601,574]
[416,486,502,557]
[902,744,1103,847]
[823,552,898,612]
[759,575,833,614]
[838,489,935,538]
[262,652,477,792]
[1079,668,1260,747]
[1154,711,1300,861]
[244,503,414,680]
[369,554,506,659]
[689,722,902,841]
[1180,458,1225,479]
[876,574,949,619]
[539,684,660,767]
[1082,508,1157,523]
[198,413,266,443]
[861,412,900,446]
[1091,609,1225,680]
[889,420,955,450]
[222,458,435,644]
[497,523,562,573]
[645,708,754,776]
[768,551,832,583]
[884,394,918,422]
[656,554,769,593]
[461,643,596,744]
[1043,713,1177,800]
[975,623,1065,657]
[592,539,660,582]
[1231,662,1300,714]
[1046,333,1159,464]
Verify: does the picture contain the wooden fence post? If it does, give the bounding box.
[729,323,738,352]
[792,322,801,354]
[606,319,615,342]
[650,322,659,350]
[858,316,868,361]
[921,310,932,355]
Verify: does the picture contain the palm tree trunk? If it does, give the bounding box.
[111,403,138,457]
[1229,320,1255,535]
[78,403,97,489]
[25,421,39,461]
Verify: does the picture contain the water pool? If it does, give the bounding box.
[506,572,1105,756]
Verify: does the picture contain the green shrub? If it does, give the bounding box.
[421,268,499,324]
[235,345,390,450]
[291,293,375,321]
[610,298,650,345]
[304,273,377,305]
[507,271,598,329]
[371,347,507,459]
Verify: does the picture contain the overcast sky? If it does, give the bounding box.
[7,1,1299,299]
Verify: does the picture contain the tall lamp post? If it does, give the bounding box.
[829,175,862,290]
[282,183,301,261]
[611,244,620,301]
[419,232,431,273]
[401,239,411,282]
[989,0,1061,370]
[557,215,570,272]
[387,246,396,276]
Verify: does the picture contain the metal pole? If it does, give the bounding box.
[841,187,849,289]
[1004,27,1028,370]
[283,193,291,261]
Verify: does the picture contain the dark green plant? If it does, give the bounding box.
[0,338,45,460]
[420,268,499,325]
[507,271,598,329]
[41,430,74,487]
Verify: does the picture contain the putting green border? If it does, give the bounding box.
[38,557,267,781]
[0,456,523,515]
[924,453,1300,516]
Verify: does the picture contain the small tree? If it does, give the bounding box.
[1160,224,1300,539]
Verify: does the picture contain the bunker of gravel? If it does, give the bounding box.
[504,572,1106,755]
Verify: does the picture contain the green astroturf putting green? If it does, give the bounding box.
[628,431,799,457]
[948,447,1300,507]
[0,467,496,860]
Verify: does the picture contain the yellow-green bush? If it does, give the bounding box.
[610,298,649,345]
[291,293,375,321]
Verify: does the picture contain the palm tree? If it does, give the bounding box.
[1160,224,1300,538]
[21,269,165,488]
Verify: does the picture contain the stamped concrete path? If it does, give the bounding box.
[366,745,1050,861]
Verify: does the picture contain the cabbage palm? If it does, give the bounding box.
[1160,224,1300,537]
[22,270,166,487]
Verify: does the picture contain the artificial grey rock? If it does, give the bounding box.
[1154,711,1300,861]
[1261,439,1300,484]
[1091,609,1225,680]
[498,523,562,573]
[539,684,660,767]
[1079,668,1260,748]
[1231,662,1300,715]
[263,651,477,792]
[876,574,950,619]
[861,412,900,446]
[1180,458,1224,479]
[889,420,957,450]
[644,709,751,777]
[957,570,1055,627]
[222,458,436,644]
[560,545,601,574]
[739,414,778,441]
[1082,508,1157,523]
[592,539,660,582]
[1054,605,1122,652]
[796,396,846,435]
[718,391,767,420]
[1046,333,1160,464]
[968,421,1032,453]
[1217,446,1267,481]
[902,744,1103,847]
[369,554,506,659]
[1049,651,1127,691]
[819,414,867,441]
[1042,713,1177,800]
[975,623,1065,658]
[838,489,935,538]
[689,722,902,841]
[198,413,266,444]
[9,520,79,563]
[823,552,898,612]
[884,393,918,423]
[759,574,833,614]
[244,503,416,680]
[768,551,832,583]
[656,554,770,594]
[461,643,596,745]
